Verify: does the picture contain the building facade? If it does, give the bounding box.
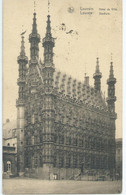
[16,12,117,180]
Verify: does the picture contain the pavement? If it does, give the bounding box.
[2,178,122,194]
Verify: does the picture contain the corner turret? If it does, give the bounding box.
[41,14,55,177]
[106,59,117,179]
[106,60,117,117]
[16,35,28,176]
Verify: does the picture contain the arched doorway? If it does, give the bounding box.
[7,161,11,173]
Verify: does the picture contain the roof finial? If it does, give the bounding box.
[97,50,99,57]
[34,0,36,13]
[48,0,50,14]
[110,53,114,77]
[85,63,87,78]
[22,25,23,33]
[111,52,113,61]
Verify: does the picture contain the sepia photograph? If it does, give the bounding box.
[2,0,122,194]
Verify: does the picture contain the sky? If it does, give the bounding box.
[2,0,122,138]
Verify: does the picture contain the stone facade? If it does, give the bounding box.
[16,12,117,180]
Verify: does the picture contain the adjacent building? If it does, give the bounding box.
[3,119,17,178]
[116,138,122,180]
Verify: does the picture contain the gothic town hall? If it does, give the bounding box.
[16,11,117,180]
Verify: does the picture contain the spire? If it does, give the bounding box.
[109,61,114,79]
[94,57,101,75]
[31,0,37,34]
[20,36,25,57]
[32,12,37,34]
[108,60,116,83]
[29,11,40,39]
[107,59,116,115]
[46,15,51,37]
[109,53,114,79]
[47,0,51,35]
[96,57,100,73]
[93,57,102,92]
[42,13,55,93]
[43,15,55,64]
[18,35,28,63]
[29,11,40,62]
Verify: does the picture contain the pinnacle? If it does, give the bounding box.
[109,61,114,79]
[32,12,37,34]
[46,14,51,36]
[20,36,25,57]
[93,57,102,78]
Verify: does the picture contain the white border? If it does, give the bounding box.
[0,0,2,194]
[122,0,126,194]
[0,0,125,194]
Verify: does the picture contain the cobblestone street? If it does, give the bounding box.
[3,178,122,194]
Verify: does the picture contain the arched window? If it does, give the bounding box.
[32,136,34,145]
[40,155,43,167]
[31,114,35,124]
[7,161,11,172]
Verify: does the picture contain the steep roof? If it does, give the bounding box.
[3,120,17,139]
[33,62,108,113]
[53,69,108,112]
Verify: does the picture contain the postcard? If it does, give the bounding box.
[2,0,122,194]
